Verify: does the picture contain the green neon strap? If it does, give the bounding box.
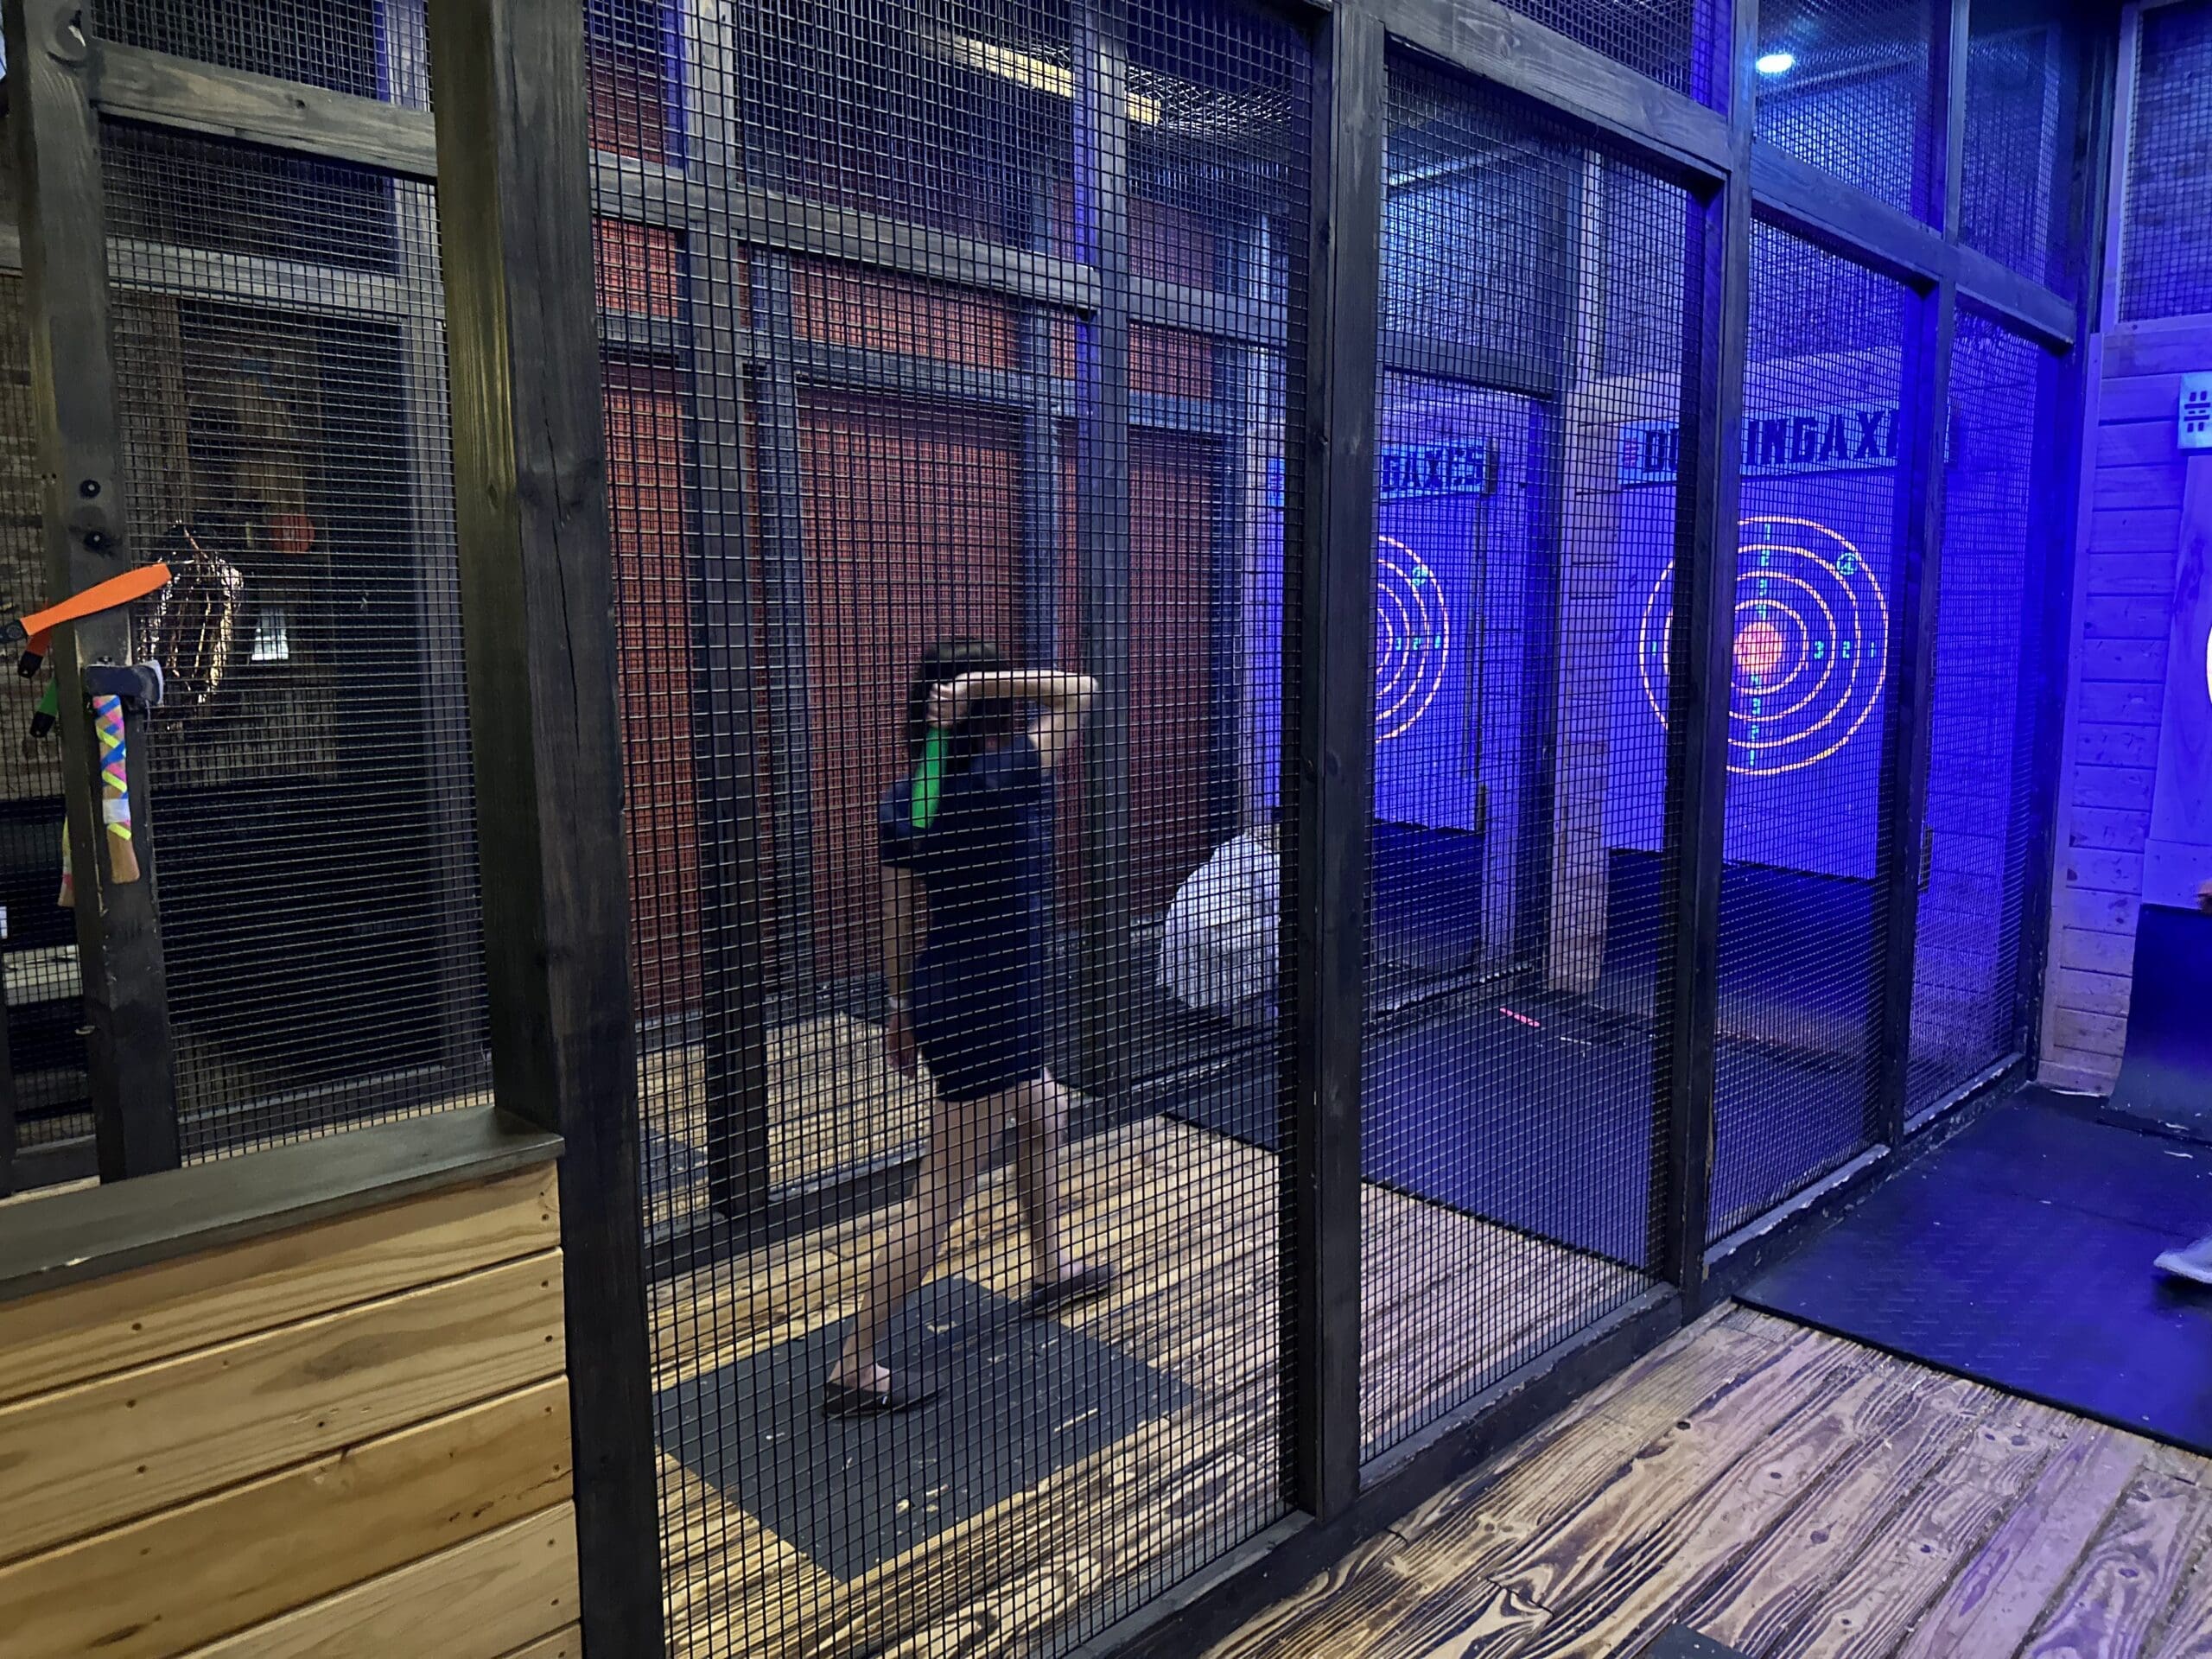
[35,681,58,719]
[912,728,948,831]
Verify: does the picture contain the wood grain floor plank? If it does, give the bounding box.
[1392,1322,1863,1593]
[1631,1370,1983,1659]
[2021,1452,2212,1659]
[1474,1361,1910,1657]
[1895,1425,2147,1659]
[1773,1403,2069,1659]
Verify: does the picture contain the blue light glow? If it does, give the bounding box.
[1756,50,1796,76]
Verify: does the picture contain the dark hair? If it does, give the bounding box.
[903,638,1011,765]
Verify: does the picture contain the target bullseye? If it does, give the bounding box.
[1640,515,1889,777]
[1376,535,1449,741]
[1735,618,1786,683]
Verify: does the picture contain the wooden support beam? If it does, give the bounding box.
[1071,1,1136,1095]
[4,0,179,1181]
[1379,0,1732,181]
[89,40,439,179]
[1874,280,1956,1147]
[422,1,662,1649]
[677,3,774,1222]
[1288,0,1384,1522]
[1654,0,1757,1300]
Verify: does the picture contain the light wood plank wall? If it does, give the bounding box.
[2043,315,2212,1091]
[0,1162,580,1659]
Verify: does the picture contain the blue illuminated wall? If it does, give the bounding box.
[1245,377,1540,971]
[1605,405,1900,882]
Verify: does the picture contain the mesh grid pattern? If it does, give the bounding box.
[1960,0,2077,296]
[1755,0,1936,218]
[1906,315,2045,1117]
[99,122,486,1160]
[1360,56,1678,1460]
[1707,223,1907,1239]
[92,0,411,105]
[593,3,1309,1650]
[2122,0,2212,322]
[0,270,91,1178]
[1484,0,1706,102]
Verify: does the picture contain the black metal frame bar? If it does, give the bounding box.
[423,0,664,1648]
[5,0,181,1182]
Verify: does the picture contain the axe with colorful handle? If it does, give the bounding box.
[11,564,173,891]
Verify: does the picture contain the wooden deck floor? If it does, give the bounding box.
[1211,1306,2212,1659]
[648,1115,1641,1659]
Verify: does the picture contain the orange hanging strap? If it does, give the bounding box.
[17,563,172,640]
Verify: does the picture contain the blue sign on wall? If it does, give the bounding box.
[1266,439,1493,507]
[1618,400,1916,486]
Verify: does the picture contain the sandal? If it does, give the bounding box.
[1025,1262,1118,1318]
[822,1376,936,1419]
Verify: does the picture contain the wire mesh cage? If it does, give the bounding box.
[1707,222,1909,1239]
[92,0,407,103]
[589,1,1312,1649]
[2122,0,2212,323]
[0,262,92,1181]
[94,108,486,1155]
[1960,0,2081,298]
[1907,313,2050,1119]
[1359,56,1686,1461]
[1484,0,1711,103]
[1754,0,1938,219]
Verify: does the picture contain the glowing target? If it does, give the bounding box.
[1375,536,1450,741]
[1639,515,1889,777]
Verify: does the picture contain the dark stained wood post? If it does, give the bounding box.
[1652,0,1756,1300]
[423,1,664,1649]
[4,0,180,1179]
[1872,0,1967,1146]
[1287,0,1383,1522]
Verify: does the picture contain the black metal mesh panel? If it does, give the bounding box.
[1754,0,1936,218]
[97,122,486,1159]
[1907,315,2046,1118]
[1960,0,2079,296]
[92,0,418,104]
[594,3,1308,1651]
[1361,55,1681,1460]
[0,265,92,1185]
[2122,0,2212,322]
[1484,0,1707,102]
[1707,224,1907,1239]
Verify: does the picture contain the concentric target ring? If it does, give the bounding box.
[1638,516,1889,777]
[1376,535,1450,741]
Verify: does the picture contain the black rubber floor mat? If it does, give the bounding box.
[656,1274,1189,1580]
[1168,1001,1863,1266]
[1742,1093,2212,1454]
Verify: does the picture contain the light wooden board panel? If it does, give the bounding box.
[185,1502,577,1659]
[0,1379,572,1659]
[2104,318,2212,378]
[493,1630,581,1659]
[0,1252,564,1566]
[651,1117,1641,1659]
[0,1165,559,1407]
